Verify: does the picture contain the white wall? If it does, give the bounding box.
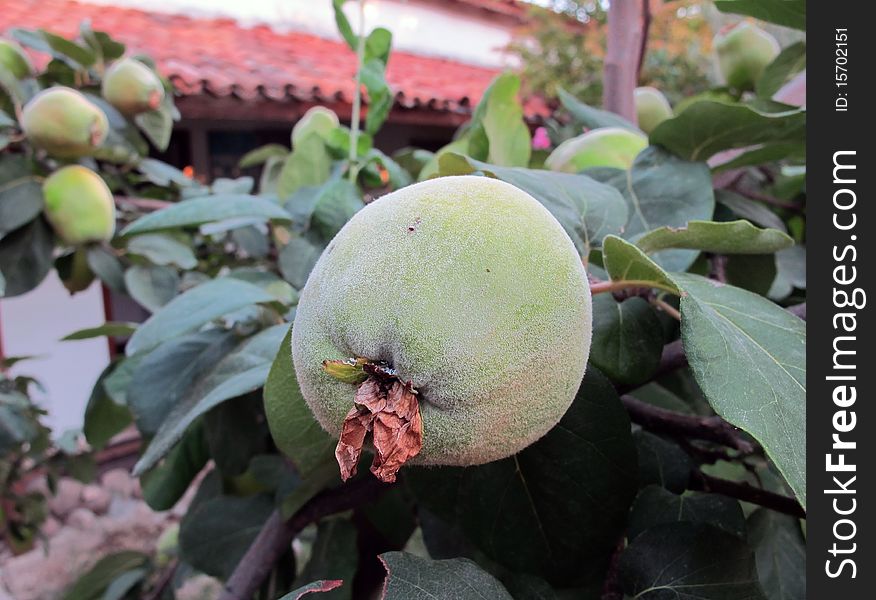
[1,273,110,435]
[79,0,517,67]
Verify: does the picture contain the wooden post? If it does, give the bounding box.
[602,0,644,122]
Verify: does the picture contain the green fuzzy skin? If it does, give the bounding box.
[43,165,116,245]
[545,127,648,173]
[102,58,165,115]
[21,87,109,159]
[0,39,33,79]
[289,176,592,466]
[714,22,780,91]
[292,106,340,146]
[634,87,672,135]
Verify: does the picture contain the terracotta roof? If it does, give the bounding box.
[2,0,549,123]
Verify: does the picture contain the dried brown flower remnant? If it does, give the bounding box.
[335,377,422,483]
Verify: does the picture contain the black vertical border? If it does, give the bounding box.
[808,1,874,595]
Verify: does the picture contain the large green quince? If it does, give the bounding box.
[281,176,592,468]
[634,86,672,134]
[101,57,165,115]
[545,127,647,173]
[21,87,108,159]
[714,22,780,92]
[42,165,115,245]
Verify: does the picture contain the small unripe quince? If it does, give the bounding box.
[42,165,115,245]
[0,39,33,79]
[545,127,647,173]
[277,176,592,479]
[22,87,109,158]
[714,22,780,91]
[292,106,340,146]
[101,58,165,115]
[634,87,672,134]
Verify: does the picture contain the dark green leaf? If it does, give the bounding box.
[39,30,96,67]
[634,431,692,493]
[407,368,637,586]
[101,568,147,600]
[757,42,806,99]
[380,552,513,600]
[714,0,805,30]
[264,327,336,477]
[0,177,43,238]
[133,324,287,474]
[590,296,663,386]
[134,97,175,151]
[628,485,746,541]
[239,143,289,168]
[127,233,198,269]
[309,179,364,241]
[748,509,806,600]
[677,273,806,507]
[83,362,132,450]
[205,393,271,476]
[141,420,210,511]
[124,265,179,313]
[0,218,54,297]
[619,523,766,600]
[294,518,358,600]
[86,245,127,293]
[61,551,150,600]
[601,235,679,294]
[279,237,323,290]
[62,322,137,341]
[438,153,627,254]
[179,492,275,579]
[715,189,787,233]
[650,100,805,162]
[126,277,274,355]
[122,195,291,236]
[557,87,639,131]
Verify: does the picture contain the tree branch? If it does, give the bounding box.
[621,394,758,454]
[219,477,389,600]
[635,0,652,81]
[689,470,805,518]
[603,0,643,121]
[114,196,173,211]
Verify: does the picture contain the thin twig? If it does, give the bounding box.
[650,297,680,321]
[219,477,389,600]
[590,279,677,296]
[348,0,366,183]
[708,254,728,283]
[621,395,758,454]
[689,470,805,518]
[114,196,173,211]
[144,559,178,600]
[635,0,652,81]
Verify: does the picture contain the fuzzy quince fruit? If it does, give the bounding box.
[0,39,33,79]
[101,58,165,115]
[43,165,115,245]
[545,127,647,173]
[714,22,779,91]
[634,86,672,134]
[22,87,108,158]
[278,176,592,482]
[292,106,340,146]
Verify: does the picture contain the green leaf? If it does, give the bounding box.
[137,158,193,187]
[589,146,715,271]
[140,420,210,511]
[557,87,639,131]
[757,42,806,99]
[122,195,291,236]
[278,134,332,199]
[677,273,806,507]
[133,324,287,474]
[264,326,336,477]
[362,60,393,136]
[62,322,137,341]
[650,100,805,162]
[636,220,793,255]
[407,368,637,586]
[714,0,805,30]
[128,329,238,434]
[481,73,531,167]
[748,509,806,600]
[127,233,198,269]
[126,278,274,356]
[179,492,275,579]
[634,431,693,493]
[619,523,766,600]
[279,581,344,599]
[309,179,364,241]
[332,0,358,51]
[134,95,175,151]
[379,552,513,600]
[205,393,270,476]
[124,265,179,313]
[61,551,150,600]
[39,30,96,67]
[590,296,663,386]
[438,153,627,254]
[627,485,746,542]
[0,177,43,238]
[365,27,392,63]
[86,245,127,293]
[83,362,132,450]
[715,189,787,233]
[294,518,358,600]
[601,235,680,294]
[239,143,289,168]
[0,218,54,298]
[279,237,323,290]
[101,568,147,600]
